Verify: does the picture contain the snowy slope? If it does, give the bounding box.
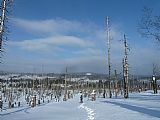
[0,91,160,120]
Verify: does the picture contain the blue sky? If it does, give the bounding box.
[0,0,160,74]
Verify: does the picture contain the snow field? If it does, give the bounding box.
[0,90,160,120]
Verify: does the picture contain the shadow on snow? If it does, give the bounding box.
[101,100,160,118]
[0,101,51,116]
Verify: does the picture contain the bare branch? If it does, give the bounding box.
[138,7,160,43]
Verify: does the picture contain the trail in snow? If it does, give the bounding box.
[78,103,95,120]
[0,91,160,120]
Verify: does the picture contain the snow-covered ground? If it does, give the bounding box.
[0,90,160,120]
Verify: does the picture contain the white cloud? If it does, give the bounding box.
[12,18,98,36]
[2,18,160,75]
[9,35,95,51]
[73,48,103,56]
[129,45,160,74]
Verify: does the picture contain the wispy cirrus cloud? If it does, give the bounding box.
[2,17,159,74]
[12,18,99,36]
[10,18,103,53]
[9,35,95,51]
[5,18,108,73]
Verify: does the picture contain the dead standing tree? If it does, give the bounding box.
[123,35,129,98]
[0,0,13,58]
[152,64,158,94]
[106,17,112,98]
[0,0,13,109]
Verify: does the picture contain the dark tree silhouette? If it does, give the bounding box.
[138,7,160,43]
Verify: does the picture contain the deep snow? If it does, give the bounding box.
[0,90,160,120]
